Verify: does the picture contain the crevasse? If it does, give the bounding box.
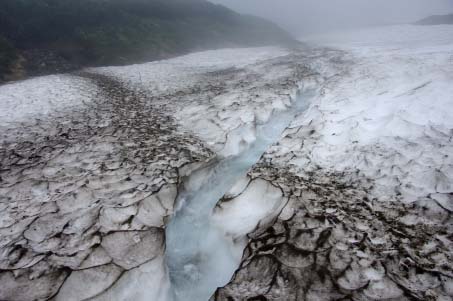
[165,87,315,301]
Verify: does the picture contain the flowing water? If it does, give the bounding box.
[165,89,314,301]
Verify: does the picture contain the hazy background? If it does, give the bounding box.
[209,0,453,35]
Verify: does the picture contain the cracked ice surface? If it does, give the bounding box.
[0,46,313,300]
[94,47,309,157]
[0,72,213,300]
[0,75,99,142]
[297,24,453,201]
[214,25,453,300]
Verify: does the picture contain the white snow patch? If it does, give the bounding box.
[286,24,453,202]
[0,75,97,126]
[93,47,298,157]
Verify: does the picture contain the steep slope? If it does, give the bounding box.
[0,0,293,82]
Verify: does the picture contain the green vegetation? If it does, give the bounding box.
[0,0,294,81]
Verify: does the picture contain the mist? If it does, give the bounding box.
[209,0,453,35]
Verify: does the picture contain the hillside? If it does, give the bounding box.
[0,0,294,82]
[415,13,453,25]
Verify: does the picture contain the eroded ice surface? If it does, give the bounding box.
[165,89,313,301]
[3,23,451,301]
[0,75,98,144]
[296,24,453,201]
[0,73,212,301]
[93,47,306,157]
[215,25,453,300]
[0,47,311,300]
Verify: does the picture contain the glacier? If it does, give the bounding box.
[0,24,452,301]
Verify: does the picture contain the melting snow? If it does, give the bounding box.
[293,24,453,202]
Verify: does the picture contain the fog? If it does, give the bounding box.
[209,0,453,35]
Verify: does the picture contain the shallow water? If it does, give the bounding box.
[165,89,313,301]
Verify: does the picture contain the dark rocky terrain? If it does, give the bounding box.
[0,0,294,82]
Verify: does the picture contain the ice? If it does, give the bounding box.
[90,256,172,301]
[215,25,453,300]
[212,178,285,238]
[165,89,313,301]
[0,71,213,300]
[220,123,257,157]
[0,75,97,126]
[291,24,453,202]
[3,22,451,301]
[93,46,304,157]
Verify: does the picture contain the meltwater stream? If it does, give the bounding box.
[165,89,313,301]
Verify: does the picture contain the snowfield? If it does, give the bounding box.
[0,75,98,144]
[0,75,97,126]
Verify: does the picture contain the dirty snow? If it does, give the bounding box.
[215,24,453,301]
[94,47,304,157]
[293,24,453,202]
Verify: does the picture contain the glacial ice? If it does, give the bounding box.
[0,46,310,300]
[215,24,453,300]
[212,178,285,239]
[1,23,452,301]
[94,47,303,158]
[290,24,453,202]
[165,89,313,301]
[0,75,97,123]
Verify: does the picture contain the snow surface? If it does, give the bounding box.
[215,25,453,301]
[289,24,453,202]
[0,75,97,126]
[94,47,289,88]
[94,47,301,157]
